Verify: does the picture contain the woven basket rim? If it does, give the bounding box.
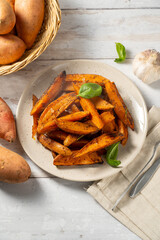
[0,0,61,76]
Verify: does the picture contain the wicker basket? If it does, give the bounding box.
[0,0,61,76]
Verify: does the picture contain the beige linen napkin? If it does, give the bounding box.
[87,106,160,240]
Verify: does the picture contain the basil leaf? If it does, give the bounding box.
[114,43,126,63]
[105,142,121,167]
[107,159,121,167]
[78,83,102,99]
[106,142,120,160]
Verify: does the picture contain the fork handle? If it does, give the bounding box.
[130,158,160,198]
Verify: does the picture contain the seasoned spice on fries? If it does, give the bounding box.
[31,71,134,167]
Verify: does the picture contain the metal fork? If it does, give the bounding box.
[112,141,160,211]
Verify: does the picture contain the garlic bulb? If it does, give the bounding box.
[133,49,160,84]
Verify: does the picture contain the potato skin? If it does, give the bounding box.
[0,34,26,65]
[0,0,16,34]
[0,97,16,142]
[6,0,15,10]
[0,146,31,183]
[15,0,44,49]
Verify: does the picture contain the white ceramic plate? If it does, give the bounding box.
[17,60,148,182]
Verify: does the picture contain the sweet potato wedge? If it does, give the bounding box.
[101,112,116,133]
[39,92,77,123]
[55,119,98,135]
[70,139,89,148]
[73,84,104,129]
[37,92,78,134]
[65,74,109,86]
[63,134,79,146]
[32,95,39,138]
[70,103,80,113]
[73,133,124,158]
[63,82,82,92]
[63,81,74,92]
[53,152,103,166]
[38,134,72,156]
[0,97,16,142]
[64,134,89,147]
[37,121,57,134]
[38,110,88,134]
[58,111,90,122]
[117,119,128,146]
[91,96,114,111]
[105,81,134,130]
[31,71,66,115]
[47,130,68,141]
[52,152,57,158]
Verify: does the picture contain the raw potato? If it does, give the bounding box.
[6,0,15,9]
[0,34,26,65]
[0,0,16,35]
[9,26,16,35]
[0,146,31,183]
[15,0,44,49]
[0,97,16,142]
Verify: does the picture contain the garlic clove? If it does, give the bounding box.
[133,49,160,84]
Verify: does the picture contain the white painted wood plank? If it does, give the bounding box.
[0,59,160,178]
[39,9,160,60]
[0,5,158,240]
[59,0,160,9]
[0,178,140,240]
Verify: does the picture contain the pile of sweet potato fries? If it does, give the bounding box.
[30,71,134,166]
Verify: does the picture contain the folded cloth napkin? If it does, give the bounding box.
[87,106,160,240]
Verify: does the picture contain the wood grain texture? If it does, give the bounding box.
[0,178,140,240]
[59,0,160,9]
[39,9,160,60]
[0,2,160,239]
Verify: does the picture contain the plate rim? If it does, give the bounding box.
[16,60,148,182]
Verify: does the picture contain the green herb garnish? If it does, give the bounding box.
[105,142,121,167]
[78,83,102,99]
[114,43,126,63]
[107,158,121,167]
[77,135,84,141]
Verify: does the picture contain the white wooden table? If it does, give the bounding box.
[0,1,160,239]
